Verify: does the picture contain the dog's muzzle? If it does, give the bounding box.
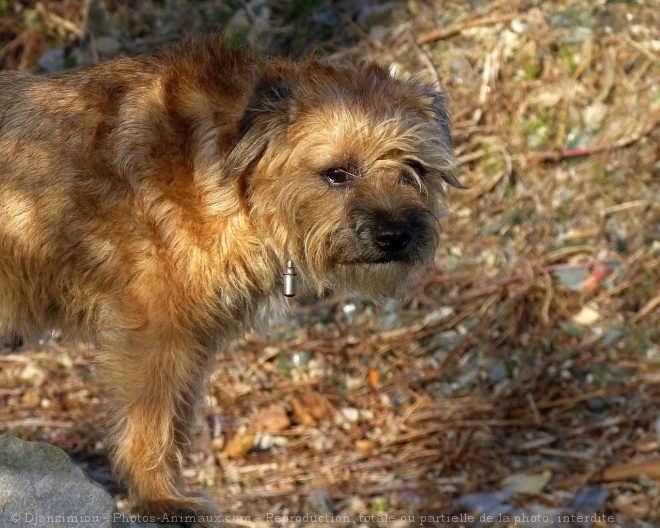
[373,221,416,254]
[342,207,436,265]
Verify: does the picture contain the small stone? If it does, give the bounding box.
[253,433,288,451]
[37,48,64,73]
[95,36,121,57]
[572,306,601,326]
[583,101,608,131]
[19,365,44,383]
[423,307,456,326]
[340,407,360,422]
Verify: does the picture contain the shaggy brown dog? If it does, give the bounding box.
[0,36,459,523]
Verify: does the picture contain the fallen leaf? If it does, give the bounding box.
[254,403,290,432]
[502,470,552,496]
[290,396,315,425]
[581,265,609,293]
[368,368,380,388]
[21,391,40,408]
[301,391,329,420]
[225,434,254,459]
[355,439,379,455]
[291,391,333,425]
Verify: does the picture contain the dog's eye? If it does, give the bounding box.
[400,159,426,187]
[404,159,426,177]
[323,167,351,187]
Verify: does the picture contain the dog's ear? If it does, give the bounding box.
[425,87,465,189]
[222,74,293,178]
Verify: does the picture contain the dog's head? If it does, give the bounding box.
[225,58,461,299]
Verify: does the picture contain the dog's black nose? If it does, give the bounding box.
[374,222,414,253]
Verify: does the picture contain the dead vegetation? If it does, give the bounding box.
[1,1,658,527]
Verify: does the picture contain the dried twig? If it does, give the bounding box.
[630,292,660,323]
[35,2,84,37]
[416,13,519,45]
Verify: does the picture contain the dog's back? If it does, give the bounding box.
[0,45,248,341]
[0,66,134,340]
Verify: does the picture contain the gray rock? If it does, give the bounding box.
[0,435,165,528]
[37,48,64,74]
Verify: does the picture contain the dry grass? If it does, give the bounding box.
[1,1,658,527]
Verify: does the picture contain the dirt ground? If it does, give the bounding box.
[1,1,658,527]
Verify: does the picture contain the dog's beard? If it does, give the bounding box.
[332,260,424,301]
[333,241,435,266]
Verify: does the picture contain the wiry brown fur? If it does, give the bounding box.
[0,36,458,524]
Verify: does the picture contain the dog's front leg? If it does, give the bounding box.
[100,325,218,525]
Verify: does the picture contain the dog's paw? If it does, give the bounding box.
[135,491,220,527]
